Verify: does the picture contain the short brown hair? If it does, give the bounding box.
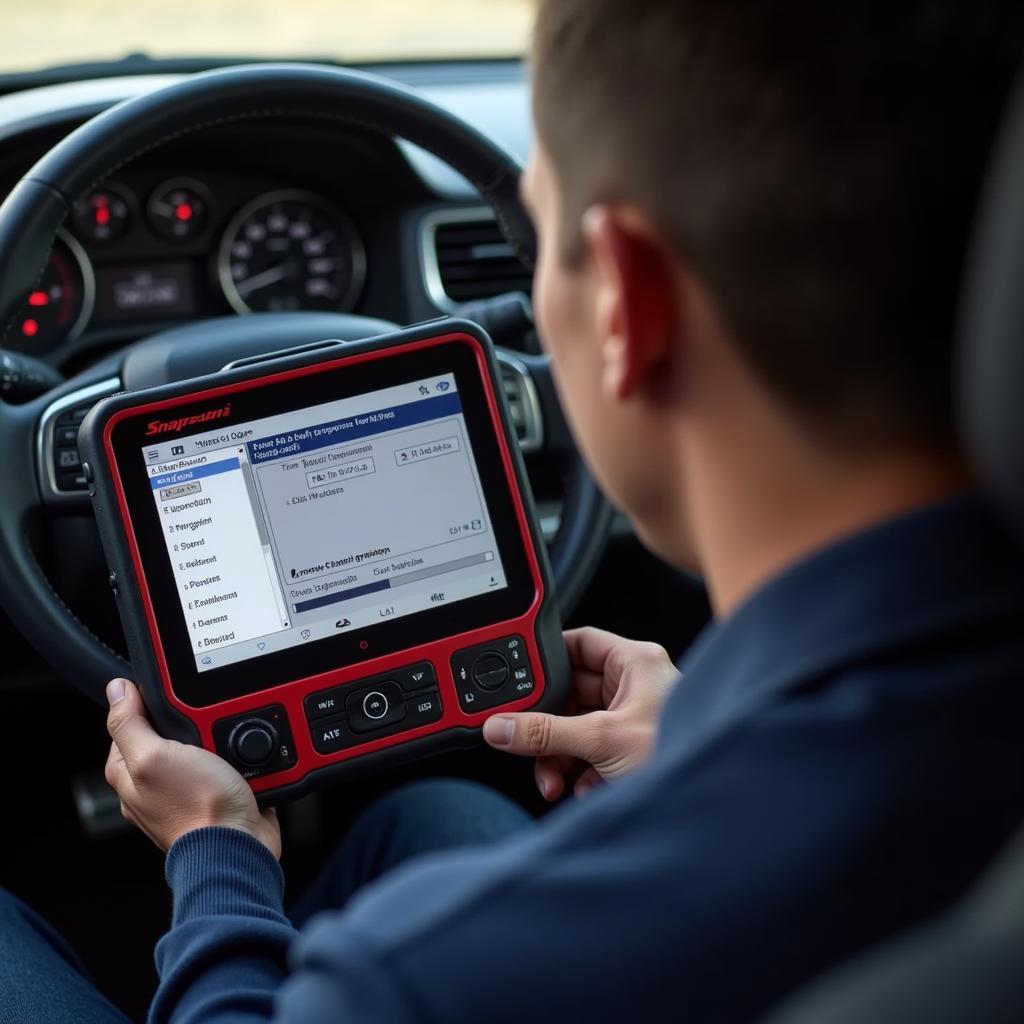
[532,0,1024,451]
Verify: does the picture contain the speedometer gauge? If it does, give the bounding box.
[217,190,366,314]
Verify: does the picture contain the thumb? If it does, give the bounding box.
[483,711,602,762]
[106,679,159,771]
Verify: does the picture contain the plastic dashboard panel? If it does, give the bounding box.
[79,320,568,802]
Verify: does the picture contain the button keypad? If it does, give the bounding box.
[451,635,535,713]
[305,660,443,754]
[51,402,94,493]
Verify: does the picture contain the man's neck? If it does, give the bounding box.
[678,405,971,619]
[647,283,972,618]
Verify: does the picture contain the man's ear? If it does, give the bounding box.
[582,204,677,402]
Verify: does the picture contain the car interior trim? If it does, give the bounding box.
[36,375,120,502]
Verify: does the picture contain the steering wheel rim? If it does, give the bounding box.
[0,63,612,702]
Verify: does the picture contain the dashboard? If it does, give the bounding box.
[0,62,534,373]
[7,180,368,352]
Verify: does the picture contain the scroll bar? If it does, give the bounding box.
[239,453,291,628]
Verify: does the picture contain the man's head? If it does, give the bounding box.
[523,0,1024,574]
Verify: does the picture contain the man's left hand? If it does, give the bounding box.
[104,678,281,857]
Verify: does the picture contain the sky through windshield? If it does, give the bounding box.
[1,0,532,73]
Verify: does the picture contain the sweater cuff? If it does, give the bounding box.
[165,826,286,926]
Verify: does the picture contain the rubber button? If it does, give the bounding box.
[230,720,277,767]
[396,661,437,692]
[405,690,443,727]
[213,705,295,778]
[362,691,389,720]
[305,688,344,722]
[346,680,406,733]
[56,448,81,470]
[310,715,355,755]
[472,652,510,691]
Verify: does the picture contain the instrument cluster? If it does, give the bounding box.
[4,177,367,353]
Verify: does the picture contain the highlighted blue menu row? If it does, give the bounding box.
[150,457,240,490]
[246,392,463,465]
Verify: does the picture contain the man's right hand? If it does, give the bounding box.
[482,627,680,801]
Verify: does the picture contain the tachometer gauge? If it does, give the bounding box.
[217,190,366,314]
[5,229,94,350]
[71,184,132,243]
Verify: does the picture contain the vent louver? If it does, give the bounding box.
[430,213,532,305]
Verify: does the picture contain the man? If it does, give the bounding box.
[3,1,1024,1021]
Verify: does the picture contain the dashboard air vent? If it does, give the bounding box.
[429,212,532,306]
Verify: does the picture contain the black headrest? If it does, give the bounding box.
[959,69,1024,536]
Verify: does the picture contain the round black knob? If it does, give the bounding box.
[229,719,278,767]
[471,652,510,691]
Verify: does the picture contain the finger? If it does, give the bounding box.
[483,710,604,762]
[536,768,564,802]
[563,627,626,676]
[104,738,125,775]
[104,739,125,781]
[573,766,602,797]
[535,754,574,802]
[104,742,134,797]
[564,628,672,694]
[105,679,162,777]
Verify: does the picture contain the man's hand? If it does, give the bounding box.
[482,627,679,801]
[104,678,281,857]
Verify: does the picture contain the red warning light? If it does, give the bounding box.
[28,290,49,307]
[21,318,39,337]
[175,203,193,222]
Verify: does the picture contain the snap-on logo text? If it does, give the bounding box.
[145,404,232,436]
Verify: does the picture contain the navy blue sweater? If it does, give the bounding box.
[151,494,1024,1023]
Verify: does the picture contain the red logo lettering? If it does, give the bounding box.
[144,404,232,437]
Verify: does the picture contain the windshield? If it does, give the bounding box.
[1,0,531,73]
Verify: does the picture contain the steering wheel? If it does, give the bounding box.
[0,64,612,704]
